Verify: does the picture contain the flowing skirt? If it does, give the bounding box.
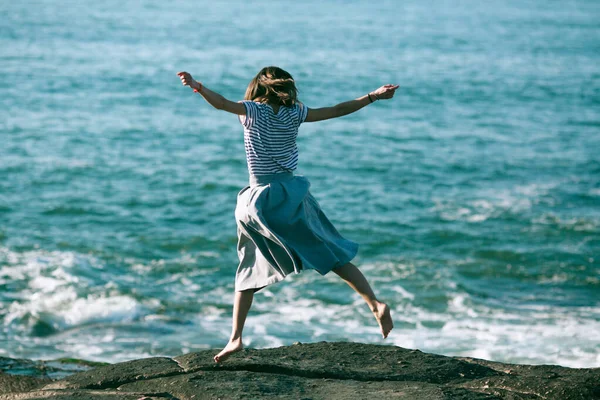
[234,172,359,292]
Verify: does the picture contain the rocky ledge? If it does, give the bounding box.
[1,342,598,400]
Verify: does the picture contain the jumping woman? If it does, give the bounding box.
[176,67,398,363]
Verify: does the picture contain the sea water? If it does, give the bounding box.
[1,0,599,369]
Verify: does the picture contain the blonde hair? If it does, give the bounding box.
[244,66,298,107]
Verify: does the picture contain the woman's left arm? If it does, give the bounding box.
[177,72,245,115]
[305,84,400,122]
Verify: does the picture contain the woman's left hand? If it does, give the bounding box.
[177,71,202,92]
[371,84,400,100]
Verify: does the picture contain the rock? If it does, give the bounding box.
[0,371,53,395]
[0,342,598,400]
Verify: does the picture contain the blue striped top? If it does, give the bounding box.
[238,100,309,176]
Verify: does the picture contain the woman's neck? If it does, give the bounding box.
[268,103,280,115]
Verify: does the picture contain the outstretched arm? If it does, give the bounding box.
[304,84,399,123]
[177,71,245,115]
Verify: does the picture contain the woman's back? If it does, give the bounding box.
[238,100,309,176]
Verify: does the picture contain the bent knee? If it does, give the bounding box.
[332,262,353,274]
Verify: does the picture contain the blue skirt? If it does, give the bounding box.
[234,172,359,292]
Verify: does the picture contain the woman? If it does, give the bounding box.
[177,66,398,363]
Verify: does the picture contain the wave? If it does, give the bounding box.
[1,247,598,368]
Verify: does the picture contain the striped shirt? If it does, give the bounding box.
[238,100,309,176]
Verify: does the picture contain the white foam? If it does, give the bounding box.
[221,263,600,368]
[3,247,598,368]
[62,295,141,326]
[430,181,566,223]
[6,285,143,330]
[1,246,145,333]
[533,213,599,232]
[466,214,488,222]
[390,285,415,300]
[28,275,65,292]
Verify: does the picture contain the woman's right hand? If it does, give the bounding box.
[177,71,202,92]
[371,84,400,100]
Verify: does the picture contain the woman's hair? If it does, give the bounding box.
[244,66,298,107]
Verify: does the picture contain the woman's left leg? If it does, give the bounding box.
[214,287,262,363]
[332,262,394,339]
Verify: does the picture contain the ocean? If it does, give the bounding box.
[1,0,599,370]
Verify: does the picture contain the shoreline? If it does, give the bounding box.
[1,341,598,399]
[0,355,109,380]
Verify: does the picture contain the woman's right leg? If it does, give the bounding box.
[214,287,261,363]
[332,262,394,338]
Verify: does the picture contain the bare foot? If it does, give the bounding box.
[373,302,394,338]
[214,337,243,363]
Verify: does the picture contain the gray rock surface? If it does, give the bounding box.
[1,342,598,399]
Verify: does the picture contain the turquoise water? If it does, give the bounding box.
[1,0,599,369]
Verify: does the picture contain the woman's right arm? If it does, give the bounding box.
[304,84,399,123]
[177,72,245,115]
